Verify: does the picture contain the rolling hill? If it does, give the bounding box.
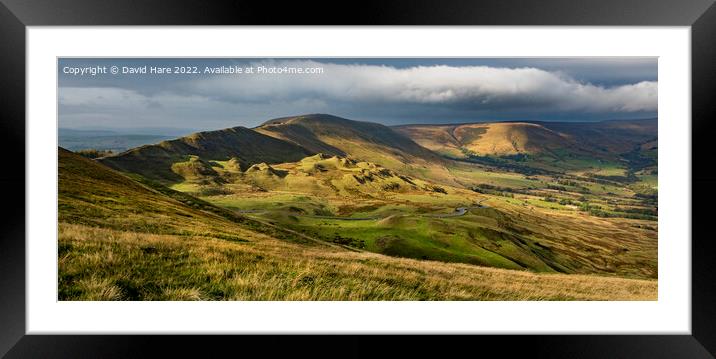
[98,126,313,182]
[394,118,657,159]
[58,147,316,244]
[256,114,442,162]
[190,153,452,199]
[71,115,658,277]
[255,114,454,180]
[58,147,657,300]
[171,151,658,279]
[539,118,657,155]
[98,113,463,186]
[394,122,582,158]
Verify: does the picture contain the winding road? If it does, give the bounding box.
[237,200,488,221]
[426,205,483,218]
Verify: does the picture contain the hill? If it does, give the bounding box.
[255,114,456,182]
[96,114,479,188]
[180,151,658,279]
[394,122,583,158]
[539,118,657,155]
[394,119,657,159]
[58,147,657,300]
[58,147,316,244]
[257,114,441,162]
[98,126,313,182]
[393,119,657,158]
[394,119,657,175]
[191,153,451,199]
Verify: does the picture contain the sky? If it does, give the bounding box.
[58,58,657,132]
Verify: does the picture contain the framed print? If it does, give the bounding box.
[2,0,716,357]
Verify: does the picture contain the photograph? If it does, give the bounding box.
[3,0,714,355]
[57,57,659,301]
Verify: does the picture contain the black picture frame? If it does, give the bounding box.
[1,0,715,357]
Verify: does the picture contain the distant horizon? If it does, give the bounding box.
[59,113,658,136]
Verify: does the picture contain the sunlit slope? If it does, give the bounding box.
[255,114,461,185]
[256,114,442,163]
[395,122,584,158]
[394,118,657,159]
[98,126,313,182]
[182,153,453,199]
[391,124,465,158]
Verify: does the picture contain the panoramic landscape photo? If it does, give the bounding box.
[58,58,658,300]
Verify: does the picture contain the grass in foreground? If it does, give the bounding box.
[59,223,657,301]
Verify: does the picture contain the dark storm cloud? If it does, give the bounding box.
[58,58,657,130]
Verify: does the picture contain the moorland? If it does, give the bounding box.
[59,114,658,300]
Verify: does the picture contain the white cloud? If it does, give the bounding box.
[58,61,658,129]
[185,61,657,113]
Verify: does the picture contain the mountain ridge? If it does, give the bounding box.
[96,114,656,186]
[99,125,313,182]
[256,114,444,163]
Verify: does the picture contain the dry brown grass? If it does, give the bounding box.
[483,197,658,278]
[59,223,657,301]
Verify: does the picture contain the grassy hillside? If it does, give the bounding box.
[540,118,657,155]
[59,114,658,300]
[76,114,657,278]
[59,223,656,300]
[203,190,658,278]
[58,147,656,300]
[395,118,658,184]
[164,150,658,279]
[255,114,461,185]
[59,147,317,245]
[182,153,451,199]
[395,122,581,157]
[395,119,656,158]
[98,126,312,182]
[257,114,442,163]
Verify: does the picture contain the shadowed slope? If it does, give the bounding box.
[59,147,314,244]
[540,118,657,154]
[98,126,313,182]
[256,114,445,166]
